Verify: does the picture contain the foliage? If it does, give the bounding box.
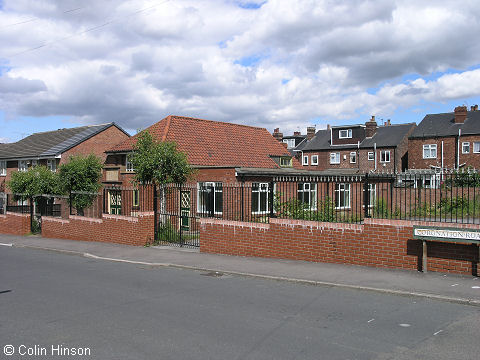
[7,166,59,199]
[155,220,196,245]
[58,155,103,214]
[128,130,194,186]
[275,195,335,222]
[443,168,480,188]
[371,197,389,218]
[31,217,41,234]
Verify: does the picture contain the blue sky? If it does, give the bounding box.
[2,0,480,142]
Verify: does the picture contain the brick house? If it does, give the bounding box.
[0,123,130,212]
[299,117,416,173]
[408,105,480,171]
[103,115,300,218]
[272,126,316,159]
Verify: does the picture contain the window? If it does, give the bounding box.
[198,182,223,214]
[302,155,309,166]
[283,139,296,149]
[126,157,135,172]
[339,129,352,139]
[423,144,437,159]
[297,183,317,209]
[474,142,480,153]
[133,189,139,207]
[462,142,470,154]
[47,159,56,172]
[335,183,351,209]
[252,183,269,214]
[350,152,357,163]
[18,160,27,172]
[280,157,292,167]
[380,150,390,163]
[0,161,6,176]
[363,184,376,208]
[311,155,318,165]
[330,152,340,164]
[367,152,374,161]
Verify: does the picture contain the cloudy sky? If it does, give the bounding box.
[1,0,480,142]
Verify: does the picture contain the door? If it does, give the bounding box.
[108,190,122,215]
[180,190,191,231]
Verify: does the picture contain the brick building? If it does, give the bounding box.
[298,117,415,173]
[0,123,130,212]
[408,105,480,171]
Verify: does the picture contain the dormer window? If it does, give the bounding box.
[339,129,352,139]
[282,139,296,149]
[280,157,292,167]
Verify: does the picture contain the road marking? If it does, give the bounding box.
[0,243,13,247]
[451,284,459,287]
[367,319,375,323]
[399,323,411,327]
[433,330,443,336]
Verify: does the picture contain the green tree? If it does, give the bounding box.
[58,154,103,215]
[128,130,193,186]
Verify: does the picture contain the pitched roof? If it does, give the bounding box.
[410,110,480,138]
[360,123,416,148]
[303,124,415,151]
[108,115,295,169]
[0,123,129,160]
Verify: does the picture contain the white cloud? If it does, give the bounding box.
[1,0,480,136]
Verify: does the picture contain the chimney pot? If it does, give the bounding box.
[475,105,479,111]
[326,124,331,130]
[371,115,375,122]
[454,106,468,124]
[293,131,301,136]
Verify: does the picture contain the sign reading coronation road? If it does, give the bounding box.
[413,226,480,244]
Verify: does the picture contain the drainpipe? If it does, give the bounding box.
[374,143,377,171]
[358,141,360,171]
[457,129,461,169]
[441,141,444,173]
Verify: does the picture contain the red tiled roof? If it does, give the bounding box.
[109,115,299,169]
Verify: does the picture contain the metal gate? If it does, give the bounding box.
[155,184,201,248]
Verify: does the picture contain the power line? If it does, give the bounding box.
[6,0,171,58]
[0,6,87,29]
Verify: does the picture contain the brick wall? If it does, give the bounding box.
[409,137,456,169]
[42,212,154,246]
[200,217,480,275]
[0,212,30,235]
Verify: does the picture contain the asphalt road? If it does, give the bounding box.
[1,246,479,360]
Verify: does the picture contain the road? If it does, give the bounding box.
[1,246,479,360]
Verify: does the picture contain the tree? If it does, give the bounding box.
[7,166,59,225]
[58,154,103,216]
[128,130,193,186]
[128,131,194,229]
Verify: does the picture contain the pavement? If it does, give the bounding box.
[2,233,480,306]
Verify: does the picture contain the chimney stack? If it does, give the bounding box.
[454,106,467,124]
[326,124,331,131]
[471,104,479,111]
[306,126,316,141]
[365,115,378,137]
[272,128,283,142]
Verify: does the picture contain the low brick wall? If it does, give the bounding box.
[200,218,480,275]
[42,212,155,246]
[0,212,31,235]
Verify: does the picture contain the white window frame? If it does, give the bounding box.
[47,159,56,172]
[423,144,437,159]
[302,155,309,166]
[367,152,374,161]
[297,183,317,210]
[0,161,6,176]
[339,129,352,139]
[362,184,376,208]
[473,142,480,154]
[280,157,292,167]
[380,150,390,163]
[252,183,269,214]
[335,183,351,209]
[126,157,135,172]
[330,152,340,164]
[311,155,318,165]
[18,160,28,172]
[462,142,470,154]
[350,152,357,164]
[283,139,296,149]
[197,182,223,215]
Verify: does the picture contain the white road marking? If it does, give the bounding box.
[399,323,411,327]
[0,243,13,247]
[433,330,443,336]
[367,319,375,323]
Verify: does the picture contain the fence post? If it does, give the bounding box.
[69,191,72,216]
[364,173,370,218]
[29,196,34,232]
[153,185,158,238]
[269,180,275,218]
[209,185,214,217]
